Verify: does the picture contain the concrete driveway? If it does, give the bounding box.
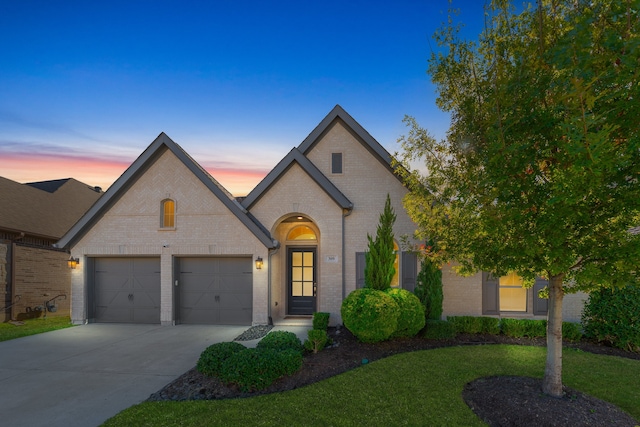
[0,324,254,427]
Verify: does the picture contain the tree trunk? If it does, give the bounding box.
[542,273,564,397]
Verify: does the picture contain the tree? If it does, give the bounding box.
[396,0,640,397]
[365,194,397,290]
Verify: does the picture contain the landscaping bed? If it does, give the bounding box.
[148,326,639,426]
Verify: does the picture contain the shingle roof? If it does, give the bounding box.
[56,132,276,249]
[0,176,102,239]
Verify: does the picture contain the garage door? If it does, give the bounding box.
[93,258,161,323]
[178,257,252,325]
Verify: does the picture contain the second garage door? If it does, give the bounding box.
[177,257,253,325]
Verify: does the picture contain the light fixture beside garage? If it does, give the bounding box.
[255,256,264,269]
[67,256,80,269]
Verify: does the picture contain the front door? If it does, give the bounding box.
[287,247,316,315]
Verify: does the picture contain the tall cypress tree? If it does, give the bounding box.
[365,194,397,290]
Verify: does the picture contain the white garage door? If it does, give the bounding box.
[93,258,161,323]
[178,257,252,325]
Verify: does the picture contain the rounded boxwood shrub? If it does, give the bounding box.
[582,284,640,352]
[256,330,303,354]
[341,288,399,343]
[196,341,246,377]
[384,288,425,338]
[423,319,456,339]
[219,347,303,392]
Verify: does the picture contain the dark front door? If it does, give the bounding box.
[287,247,316,315]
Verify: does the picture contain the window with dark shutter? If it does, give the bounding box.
[533,278,549,315]
[356,252,366,288]
[482,272,499,315]
[331,152,343,174]
[402,252,417,292]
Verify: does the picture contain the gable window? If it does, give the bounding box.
[161,199,175,228]
[287,225,317,241]
[331,152,343,174]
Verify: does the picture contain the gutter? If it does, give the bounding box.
[342,207,353,300]
[267,239,280,325]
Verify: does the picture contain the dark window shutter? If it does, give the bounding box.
[356,252,366,288]
[331,153,343,174]
[533,277,549,315]
[401,252,417,292]
[482,272,499,315]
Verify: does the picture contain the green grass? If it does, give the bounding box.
[102,345,640,426]
[0,316,74,342]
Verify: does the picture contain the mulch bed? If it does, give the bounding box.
[147,327,640,426]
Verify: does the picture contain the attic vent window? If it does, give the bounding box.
[331,152,343,174]
[161,199,175,228]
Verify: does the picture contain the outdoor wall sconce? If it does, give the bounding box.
[67,256,80,269]
[255,256,263,270]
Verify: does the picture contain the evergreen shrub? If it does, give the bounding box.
[196,341,246,377]
[304,329,329,353]
[414,258,443,320]
[423,319,456,339]
[312,312,330,331]
[582,284,640,352]
[447,316,501,334]
[219,348,303,392]
[256,330,303,354]
[341,288,399,343]
[385,288,425,337]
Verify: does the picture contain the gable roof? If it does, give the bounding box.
[241,147,353,210]
[298,104,397,174]
[56,133,276,249]
[0,176,102,240]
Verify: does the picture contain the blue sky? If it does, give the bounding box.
[0,0,487,195]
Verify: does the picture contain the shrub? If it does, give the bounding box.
[257,330,303,354]
[423,319,456,339]
[219,348,303,392]
[414,257,443,320]
[341,288,399,343]
[385,288,425,338]
[196,341,246,377]
[304,329,329,353]
[312,312,330,331]
[447,316,501,335]
[582,284,640,352]
[501,319,546,338]
[364,194,397,290]
[562,322,583,342]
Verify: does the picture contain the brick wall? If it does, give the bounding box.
[11,244,71,320]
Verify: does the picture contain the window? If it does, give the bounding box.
[355,247,417,291]
[499,272,527,312]
[331,152,343,174]
[482,272,548,315]
[287,225,317,241]
[161,199,175,228]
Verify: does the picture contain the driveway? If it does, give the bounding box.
[0,324,251,427]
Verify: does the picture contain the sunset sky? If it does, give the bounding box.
[1,0,486,196]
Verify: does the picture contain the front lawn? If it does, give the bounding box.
[0,316,74,342]
[102,345,640,426]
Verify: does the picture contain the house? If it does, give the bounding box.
[56,105,587,326]
[0,177,103,320]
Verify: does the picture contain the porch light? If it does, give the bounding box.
[67,256,80,269]
[255,256,263,270]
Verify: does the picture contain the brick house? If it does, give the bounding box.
[57,105,587,326]
[0,177,103,320]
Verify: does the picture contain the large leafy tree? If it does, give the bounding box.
[396,0,640,397]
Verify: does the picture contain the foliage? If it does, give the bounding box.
[256,330,303,354]
[218,348,302,392]
[447,316,501,335]
[304,329,329,353]
[413,256,443,320]
[103,346,640,426]
[562,322,584,343]
[196,341,246,377]
[384,288,425,338]
[396,0,640,396]
[501,319,547,338]
[312,312,330,331]
[341,288,399,343]
[364,194,397,290]
[0,316,74,342]
[582,284,640,352]
[423,319,457,340]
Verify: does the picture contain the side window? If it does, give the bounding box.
[355,247,416,290]
[161,199,175,228]
[482,272,548,315]
[331,152,343,174]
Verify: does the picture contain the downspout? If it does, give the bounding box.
[342,207,353,300]
[267,240,280,326]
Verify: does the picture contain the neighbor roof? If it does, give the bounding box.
[0,176,102,240]
[56,133,276,249]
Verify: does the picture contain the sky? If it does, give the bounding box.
[0,0,488,196]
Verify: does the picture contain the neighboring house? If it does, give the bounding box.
[0,177,103,321]
[56,105,587,326]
